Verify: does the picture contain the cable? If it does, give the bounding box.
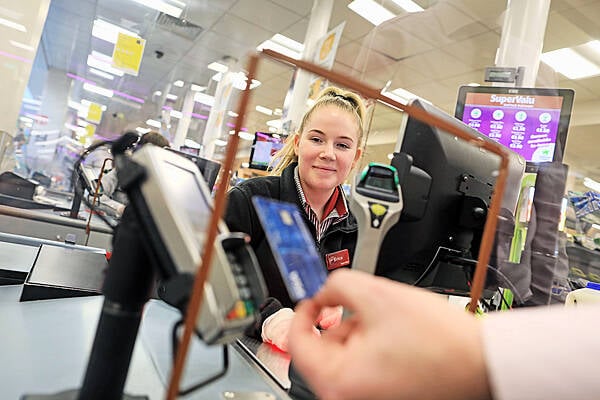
[170,318,229,395]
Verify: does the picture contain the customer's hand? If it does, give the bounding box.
[288,269,492,400]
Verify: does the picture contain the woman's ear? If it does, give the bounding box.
[351,147,363,169]
[293,133,300,156]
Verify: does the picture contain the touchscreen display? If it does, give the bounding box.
[459,92,563,162]
[162,161,212,235]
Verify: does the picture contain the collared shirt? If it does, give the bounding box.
[293,166,349,242]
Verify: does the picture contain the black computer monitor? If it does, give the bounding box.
[376,99,524,295]
[248,131,284,170]
[166,148,221,190]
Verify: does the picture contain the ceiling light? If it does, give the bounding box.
[583,177,600,192]
[92,19,140,44]
[89,67,115,80]
[387,153,394,160]
[208,62,228,73]
[146,119,162,128]
[194,92,215,106]
[541,48,600,79]
[255,105,273,115]
[22,98,42,106]
[77,119,89,127]
[129,0,184,18]
[0,17,26,32]
[166,93,178,101]
[348,0,395,26]
[10,40,34,51]
[273,108,283,116]
[257,34,304,59]
[390,0,424,12]
[83,82,114,98]
[153,90,162,96]
[173,80,184,87]
[19,116,34,124]
[136,127,151,134]
[586,40,600,55]
[87,54,124,77]
[190,84,205,92]
[214,139,228,146]
[239,132,255,141]
[268,126,277,133]
[266,119,282,129]
[81,99,107,111]
[228,111,238,117]
[170,110,183,119]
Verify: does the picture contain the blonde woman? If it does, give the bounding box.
[225,87,366,352]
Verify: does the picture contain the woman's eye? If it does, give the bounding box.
[310,137,322,143]
[337,143,351,150]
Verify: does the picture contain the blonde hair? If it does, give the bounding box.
[270,86,366,175]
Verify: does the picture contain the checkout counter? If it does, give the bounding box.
[0,146,297,399]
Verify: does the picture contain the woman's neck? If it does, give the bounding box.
[303,186,335,221]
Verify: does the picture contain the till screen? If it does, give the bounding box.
[459,92,564,162]
[162,161,212,235]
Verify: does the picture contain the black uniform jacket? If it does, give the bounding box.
[224,163,358,338]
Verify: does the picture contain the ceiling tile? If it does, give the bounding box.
[268,0,314,17]
[212,13,275,47]
[228,0,304,34]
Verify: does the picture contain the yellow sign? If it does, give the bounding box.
[85,124,96,138]
[86,103,103,124]
[112,32,146,76]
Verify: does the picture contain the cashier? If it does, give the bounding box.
[225,87,366,352]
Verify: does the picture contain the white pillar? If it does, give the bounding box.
[172,87,195,150]
[284,0,334,132]
[495,0,552,87]
[37,68,70,135]
[0,0,50,137]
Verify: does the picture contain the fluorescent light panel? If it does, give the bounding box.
[81,99,107,111]
[541,47,600,79]
[390,0,424,12]
[146,119,162,128]
[348,0,395,26]
[92,19,140,44]
[194,92,215,106]
[207,62,228,73]
[173,80,184,87]
[190,84,205,92]
[83,83,114,98]
[255,105,273,115]
[89,67,115,80]
[130,0,184,18]
[0,17,26,32]
[87,54,124,77]
[10,40,34,51]
[136,127,151,134]
[583,177,600,192]
[257,34,304,59]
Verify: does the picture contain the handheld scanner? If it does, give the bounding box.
[349,163,403,275]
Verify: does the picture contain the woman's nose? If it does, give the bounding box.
[319,143,335,159]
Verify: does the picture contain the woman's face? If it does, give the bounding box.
[294,104,362,195]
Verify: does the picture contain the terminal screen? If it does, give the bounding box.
[162,161,212,236]
[458,92,563,162]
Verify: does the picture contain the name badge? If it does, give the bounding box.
[325,249,350,270]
